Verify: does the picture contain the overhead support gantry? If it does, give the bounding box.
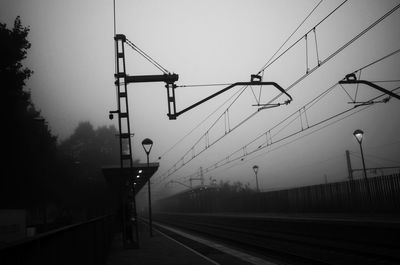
[111,34,180,248]
[113,34,292,121]
[110,33,294,248]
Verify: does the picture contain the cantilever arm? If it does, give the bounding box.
[167,81,292,119]
[339,74,400,100]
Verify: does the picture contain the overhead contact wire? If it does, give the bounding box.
[265,3,400,107]
[156,1,400,186]
[156,1,325,183]
[258,0,348,74]
[257,0,324,75]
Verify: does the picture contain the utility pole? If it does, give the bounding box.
[200,167,204,186]
[110,34,178,248]
[345,150,353,181]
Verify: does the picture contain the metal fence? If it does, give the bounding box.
[0,214,114,265]
[255,173,400,212]
[156,174,400,213]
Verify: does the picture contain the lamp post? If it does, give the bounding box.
[142,138,153,237]
[353,129,371,200]
[252,165,260,192]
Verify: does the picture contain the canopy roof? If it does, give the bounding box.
[102,163,159,195]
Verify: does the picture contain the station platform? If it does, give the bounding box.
[106,212,400,265]
[106,222,215,265]
[106,219,275,265]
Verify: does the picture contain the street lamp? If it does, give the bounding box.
[141,138,153,237]
[353,129,371,200]
[252,165,260,192]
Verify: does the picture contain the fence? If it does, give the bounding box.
[0,214,114,265]
[256,173,400,212]
[156,174,400,213]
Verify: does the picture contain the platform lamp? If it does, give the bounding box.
[253,165,260,192]
[353,129,371,200]
[142,138,153,237]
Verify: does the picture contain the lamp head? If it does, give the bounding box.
[253,165,259,174]
[353,129,364,144]
[142,138,153,154]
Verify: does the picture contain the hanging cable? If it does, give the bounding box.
[258,71,264,103]
[161,48,400,186]
[176,101,375,185]
[355,70,362,101]
[222,103,376,175]
[357,48,400,72]
[125,38,171,74]
[203,5,400,170]
[223,86,399,179]
[263,3,400,108]
[305,34,309,74]
[370,80,400,83]
[156,86,249,183]
[155,83,337,185]
[258,0,348,74]
[113,0,116,37]
[313,27,321,66]
[157,85,247,160]
[156,0,325,183]
[176,83,232,88]
[249,86,260,104]
[155,2,400,186]
[339,83,355,102]
[257,0,324,75]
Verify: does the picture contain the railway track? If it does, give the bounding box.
[153,213,400,265]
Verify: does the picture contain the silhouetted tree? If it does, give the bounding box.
[0,17,121,225]
[218,180,253,193]
[59,122,121,175]
[1,16,32,115]
[1,17,59,211]
[58,122,127,217]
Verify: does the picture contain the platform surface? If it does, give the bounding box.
[106,222,216,265]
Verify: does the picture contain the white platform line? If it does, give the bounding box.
[154,221,277,265]
[154,225,220,265]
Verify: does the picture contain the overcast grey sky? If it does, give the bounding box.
[1,0,400,198]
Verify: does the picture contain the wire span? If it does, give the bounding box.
[154,2,400,187]
[157,85,247,160]
[180,86,399,184]
[177,83,232,88]
[156,1,323,172]
[263,3,400,108]
[258,0,349,74]
[193,47,400,180]
[257,0,324,75]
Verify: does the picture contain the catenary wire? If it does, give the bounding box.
[171,78,399,184]
[191,86,400,181]
[194,45,400,179]
[157,85,247,160]
[257,0,349,74]
[257,0,324,75]
[155,2,400,186]
[262,4,400,108]
[155,2,324,181]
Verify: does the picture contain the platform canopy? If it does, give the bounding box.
[102,163,159,195]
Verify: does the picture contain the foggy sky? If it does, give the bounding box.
[1,0,400,198]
